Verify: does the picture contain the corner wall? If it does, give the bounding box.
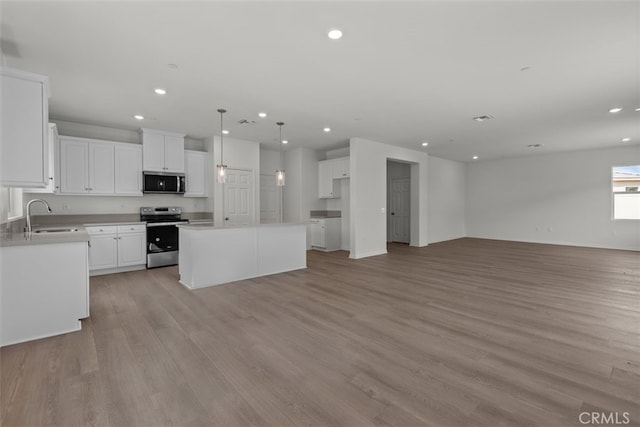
[427,156,466,243]
[349,137,428,259]
[466,145,640,250]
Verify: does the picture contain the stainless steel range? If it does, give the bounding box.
[140,207,188,268]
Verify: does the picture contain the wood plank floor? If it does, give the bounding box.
[2,238,639,427]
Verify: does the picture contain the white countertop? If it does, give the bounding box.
[178,222,307,231]
[1,227,90,247]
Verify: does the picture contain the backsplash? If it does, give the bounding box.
[21,192,207,215]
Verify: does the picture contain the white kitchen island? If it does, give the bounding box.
[178,222,307,289]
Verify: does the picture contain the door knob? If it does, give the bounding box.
[225,217,229,221]
[391,212,395,215]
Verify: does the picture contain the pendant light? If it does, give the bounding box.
[216,108,227,184]
[276,121,286,187]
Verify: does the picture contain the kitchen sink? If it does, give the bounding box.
[33,228,80,234]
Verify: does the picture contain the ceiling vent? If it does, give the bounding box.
[472,114,494,122]
[527,144,544,148]
[237,119,256,125]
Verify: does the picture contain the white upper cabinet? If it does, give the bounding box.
[0,68,50,188]
[59,136,146,196]
[115,143,142,196]
[332,157,350,179]
[140,128,185,173]
[318,157,349,198]
[60,137,115,195]
[184,150,208,198]
[29,123,59,194]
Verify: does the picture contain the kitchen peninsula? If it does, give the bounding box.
[178,222,307,289]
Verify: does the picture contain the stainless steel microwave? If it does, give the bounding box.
[142,172,185,194]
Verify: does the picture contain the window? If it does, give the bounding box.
[612,165,640,220]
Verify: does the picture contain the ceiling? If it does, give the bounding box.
[1,1,638,162]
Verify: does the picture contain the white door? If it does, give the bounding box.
[89,234,118,270]
[89,142,115,194]
[117,233,146,267]
[60,139,88,194]
[224,169,254,226]
[260,174,281,223]
[163,136,185,173]
[115,144,142,195]
[310,220,325,247]
[390,178,410,243]
[184,150,207,197]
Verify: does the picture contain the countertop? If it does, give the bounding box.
[1,226,90,247]
[1,212,214,247]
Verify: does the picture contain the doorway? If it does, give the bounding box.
[387,161,411,243]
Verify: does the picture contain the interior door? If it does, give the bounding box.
[390,177,410,243]
[224,169,254,226]
[260,174,281,223]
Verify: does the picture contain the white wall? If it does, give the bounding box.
[466,145,640,250]
[349,137,428,259]
[212,136,260,227]
[428,156,466,243]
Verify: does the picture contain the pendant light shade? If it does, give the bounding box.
[276,121,286,187]
[216,108,227,184]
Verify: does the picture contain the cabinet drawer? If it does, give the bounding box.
[86,226,118,235]
[117,224,146,234]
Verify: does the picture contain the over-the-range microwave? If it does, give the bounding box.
[142,172,185,194]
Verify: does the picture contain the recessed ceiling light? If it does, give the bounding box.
[258,112,267,118]
[222,130,229,135]
[609,107,623,113]
[167,64,178,69]
[282,140,288,144]
[472,114,494,122]
[472,156,479,160]
[134,115,144,120]
[421,142,429,147]
[635,107,640,112]
[323,127,331,132]
[621,137,631,142]
[154,88,167,95]
[328,29,343,40]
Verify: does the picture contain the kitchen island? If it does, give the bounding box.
[178,222,307,289]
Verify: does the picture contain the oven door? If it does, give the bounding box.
[146,224,180,268]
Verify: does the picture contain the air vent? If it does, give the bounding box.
[237,119,256,125]
[527,144,544,148]
[472,114,494,122]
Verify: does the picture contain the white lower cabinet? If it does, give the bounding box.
[87,224,146,275]
[310,218,341,251]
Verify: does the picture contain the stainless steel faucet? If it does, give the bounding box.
[25,199,52,233]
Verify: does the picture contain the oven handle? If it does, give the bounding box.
[146,221,188,227]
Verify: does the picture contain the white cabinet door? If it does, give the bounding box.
[332,157,350,179]
[0,68,49,188]
[140,129,185,173]
[142,132,165,172]
[164,136,185,173]
[115,143,142,195]
[88,142,115,194]
[318,161,333,198]
[88,233,118,270]
[117,232,146,267]
[184,150,207,197]
[29,123,59,194]
[60,138,89,194]
[310,220,325,247]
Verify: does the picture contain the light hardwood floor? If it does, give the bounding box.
[2,238,639,427]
